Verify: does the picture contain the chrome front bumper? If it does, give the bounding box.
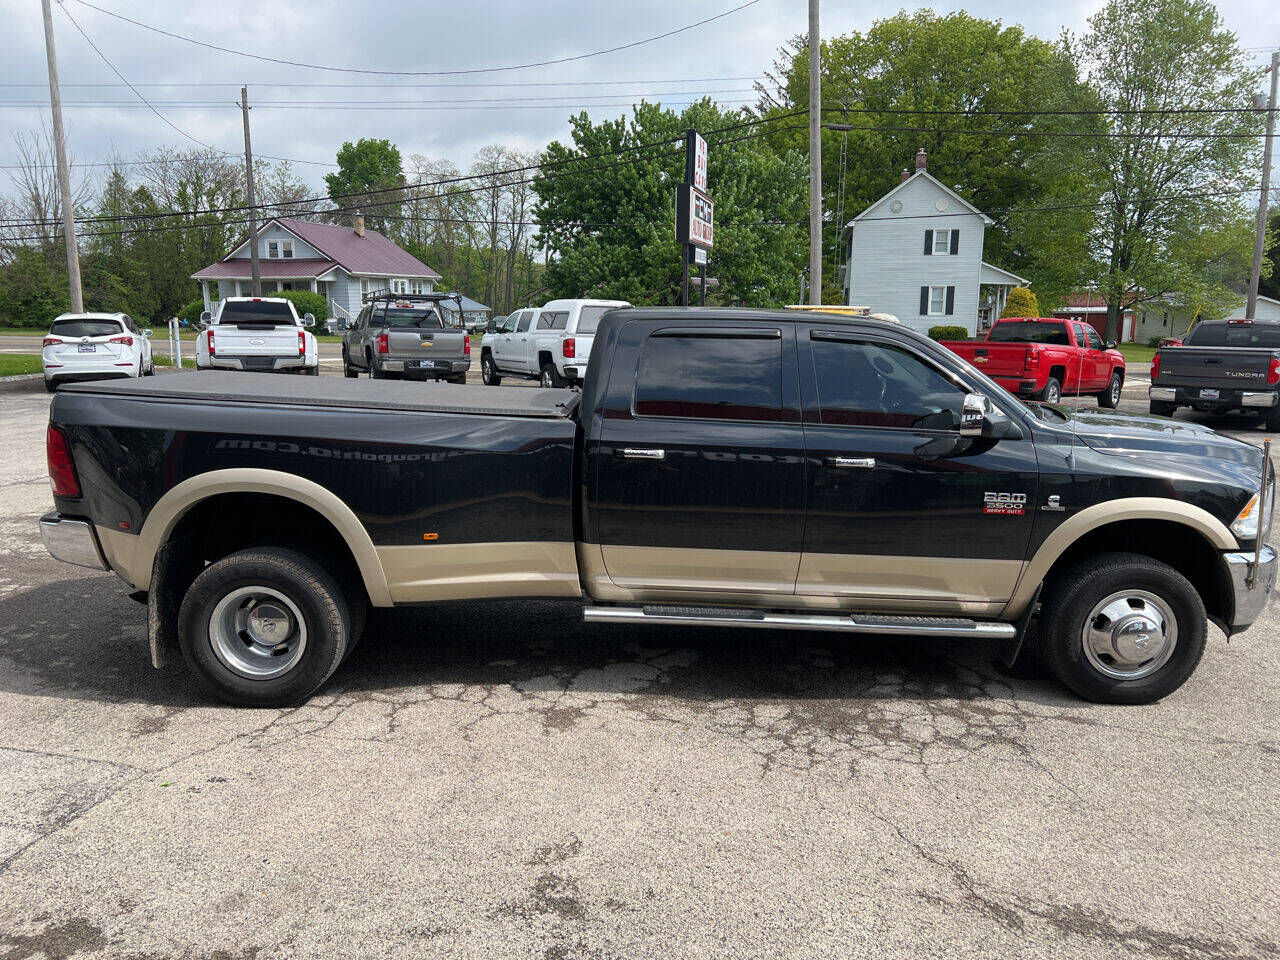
[1222,545,1277,632]
[39,512,108,570]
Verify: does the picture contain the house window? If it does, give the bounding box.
[932,229,951,255]
[391,279,408,294]
[928,285,947,316]
[410,280,428,294]
[266,240,293,259]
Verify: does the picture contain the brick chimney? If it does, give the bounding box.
[915,147,928,172]
[353,214,365,238]
[900,168,911,184]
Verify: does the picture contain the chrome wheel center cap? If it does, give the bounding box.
[1113,615,1166,662]
[247,603,293,645]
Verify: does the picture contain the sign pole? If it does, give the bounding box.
[682,245,691,307]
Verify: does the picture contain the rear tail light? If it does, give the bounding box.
[207,329,216,357]
[1268,358,1280,385]
[109,335,133,347]
[1151,352,1161,380]
[1228,318,1253,325]
[298,331,306,357]
[463,334,471,356]
[377,333,389,354]
[47,426,80,498]
[563,337,575,359]
[43,336,60,348]
[1025,348,1039,371]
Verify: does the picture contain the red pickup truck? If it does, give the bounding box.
[940,317,1126,407]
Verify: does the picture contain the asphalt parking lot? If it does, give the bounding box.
[1,375,1277,959]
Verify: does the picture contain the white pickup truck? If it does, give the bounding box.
[195,297,319,375]
[479,298,630,387]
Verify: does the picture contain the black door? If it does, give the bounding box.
[797,327,1039,612]
[591,323,807,598]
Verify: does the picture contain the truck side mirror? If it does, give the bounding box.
[142,328,153,339]
[302,313,316,327]
[959,393,1017,440]
[200,310,212,324]
[1105,340,1116,350]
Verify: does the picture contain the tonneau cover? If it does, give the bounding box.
[60,371,581,419]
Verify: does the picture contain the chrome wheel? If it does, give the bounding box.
[1109,376,1121,405]
[208,586,308,680]
[482,357,496,384]
[541,367,554,388]
[1044,382,1061,403]
[1081,590,1177,681]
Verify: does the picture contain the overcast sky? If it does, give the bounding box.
[2,0,1277,192]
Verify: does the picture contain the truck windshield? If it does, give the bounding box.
[381,307,446,329]
[217,301,296,326]
[987,322,1071,345]
[1185,323,1280,348]
[49,318,123,338]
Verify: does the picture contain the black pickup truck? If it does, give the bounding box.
[40,308,1276,707]
[1149,319,1280,429]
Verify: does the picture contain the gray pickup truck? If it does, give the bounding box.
[1150,319,1280,429]
[341,291,470,383]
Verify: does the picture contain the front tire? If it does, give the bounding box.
[1097,371,1122,408]
[481,354,501,386]
[178,547,350,707]
[1037,552,1206,704]
[1038,377,1062,404]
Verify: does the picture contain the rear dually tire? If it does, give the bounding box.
[178,547,350,707]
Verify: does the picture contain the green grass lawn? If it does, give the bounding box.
[0,354,43,376]
[154,355,197,369]
[1118,343,1158,363]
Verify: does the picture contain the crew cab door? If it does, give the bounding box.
[504,310,535,372]
[587,321,807,598]
[797,327,1038,613]
[1080,323,1110,390]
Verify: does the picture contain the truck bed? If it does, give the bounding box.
[62,371,580,419]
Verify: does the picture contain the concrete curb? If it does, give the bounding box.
[0,373,43,394]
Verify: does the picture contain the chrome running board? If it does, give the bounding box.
[583,605,1016,640]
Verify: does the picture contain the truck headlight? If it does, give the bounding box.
[1232,470,1275,541]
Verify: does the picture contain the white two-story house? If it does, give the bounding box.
[193,216,442,325]
[841,150,1028,336]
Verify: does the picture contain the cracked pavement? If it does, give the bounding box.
[1,383,1277,959]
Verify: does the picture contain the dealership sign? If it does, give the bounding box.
[689,131,708,192]
[676,183,714,249]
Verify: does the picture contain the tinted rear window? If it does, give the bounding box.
[634,333,783,422]
[1184,323,1280,348]
[988,321,1070,345]
[379,307,446,329]
[576,305,619,334]
[49,319,123,338]
[217,301,296,326]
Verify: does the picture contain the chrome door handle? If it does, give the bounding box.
[620,448,665,461]
[826,456,876,469]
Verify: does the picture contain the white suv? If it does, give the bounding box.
[479,298,630,387]
[42,312,154,392]
[196,297,319,374]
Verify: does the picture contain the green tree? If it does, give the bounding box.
[535,100,807,305]
[0,246,69,327]
[760,12,1099,303]
[1259,210,1279,302]
[1063,0,1264,340]
[999,286,1040,318]
[325,139,404,235]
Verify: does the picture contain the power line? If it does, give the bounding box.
[66,0,762,76]
[0,114,806,230]
[55,2,337,169]
[0,76,767,89]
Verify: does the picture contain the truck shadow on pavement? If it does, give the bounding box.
[0,575,1078,718]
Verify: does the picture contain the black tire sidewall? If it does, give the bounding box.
[179,549,349,707]
[1039,553,1206,704]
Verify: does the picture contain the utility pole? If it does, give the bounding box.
[240,85,262,297]
[41,0,82,313]
[1248,50,1279,320]
[807,0,822,305]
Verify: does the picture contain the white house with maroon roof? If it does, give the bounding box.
[193,216,441,324]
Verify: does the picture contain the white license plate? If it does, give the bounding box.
[77,344,96,353]
[417,360,445,369]
[1200,389,1220,399]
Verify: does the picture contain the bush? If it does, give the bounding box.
[927,325,969,341]
[999,286,1040,319]
[176,299,207,324]
[267,289,329,323]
